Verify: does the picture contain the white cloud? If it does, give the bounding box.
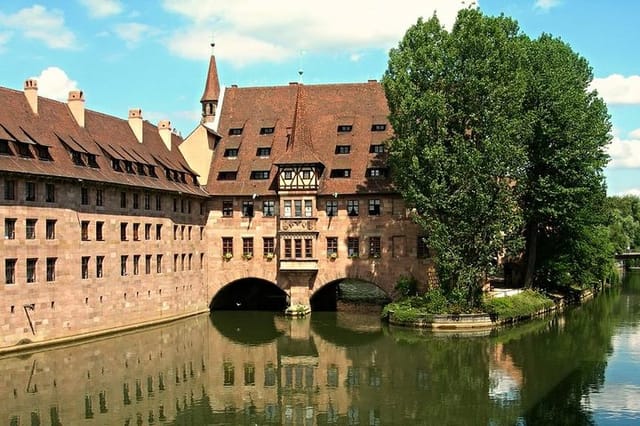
[0,32,11,51]
[607,129,640,168]
[0,5,76,49]
[113,22,155,48]
[534,0,560,10]
[32,67,79,101]
[78,0,123,18]
[591,74,640,105]
[618,188,640,197]
[350,53,363,62]
[161,0,471,66]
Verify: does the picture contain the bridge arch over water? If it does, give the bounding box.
[209,277,288,311]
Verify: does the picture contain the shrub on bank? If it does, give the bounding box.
[482,290,554,319]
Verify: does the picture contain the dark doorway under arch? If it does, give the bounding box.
[311,279,391,311]
[210,278,288,311]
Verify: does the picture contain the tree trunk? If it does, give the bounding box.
[523,222,538,288]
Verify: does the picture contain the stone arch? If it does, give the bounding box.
[310,276,391,311]
[209,277,288,311]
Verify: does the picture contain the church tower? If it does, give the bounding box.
[200,43,220,124]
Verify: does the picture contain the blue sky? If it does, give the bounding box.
[0,0,638,195]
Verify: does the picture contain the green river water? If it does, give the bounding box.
[2,272,640,425]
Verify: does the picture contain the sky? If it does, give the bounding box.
[0,0,638,195]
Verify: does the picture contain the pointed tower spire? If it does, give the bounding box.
[200,41,220,124]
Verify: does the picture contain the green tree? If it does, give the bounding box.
[382,9,528,305]
[383,9,612,301]
[519,34,612,288]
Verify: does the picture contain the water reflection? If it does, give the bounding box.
[2,273,640,424]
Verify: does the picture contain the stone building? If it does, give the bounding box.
[0,55,434,350]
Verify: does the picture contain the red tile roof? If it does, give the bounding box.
[206,81,395,196]
[0,86,208,197]
[200,55,220,103]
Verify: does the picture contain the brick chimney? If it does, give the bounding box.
[128,108,143,143]
[24,79,38,115]
[68,90,85,127]
[158,120,171,151]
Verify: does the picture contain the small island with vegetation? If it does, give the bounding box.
[378,9,621,328]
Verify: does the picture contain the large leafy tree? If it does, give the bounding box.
[383,9,612,300]
[520,35,612,288]
[382,9,529,303]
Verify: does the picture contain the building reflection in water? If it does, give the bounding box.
[1,310,532,425]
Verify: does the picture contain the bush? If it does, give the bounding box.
[395,276,418,297]
[482,290,554,319]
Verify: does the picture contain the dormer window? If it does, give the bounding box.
[284,170,293,179]
[71,150,84,166]
[218,171,237,180]
[224,148,239,157]
[17,142,33,158]
[260,127,275,135]
[180,172,187,183]
[87,153,99,168]
[165,168,172,180]
[250,171,270,180]
[148,166,157,178]
[0,140,12,155]
[136,162,146,175]
[112,158,122,171]
[229,128,243,136]
[36,145,52,161]
[256,147,271,157]
[335,145,351,154]
[337,125,352,133]
[371,124,387,131]
[330,169,351,178]
[124,161,134,174]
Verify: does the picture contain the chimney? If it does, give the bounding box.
[158,120,172,151]
[24,79,38,115]
[128,108,143,143]
[68,90,85,127]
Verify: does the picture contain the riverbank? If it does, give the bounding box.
[382,288,595,330]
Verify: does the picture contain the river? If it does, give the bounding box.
[2,272,640,425]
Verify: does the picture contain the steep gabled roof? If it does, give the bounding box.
[200,55,220,103]
[0,86,208,197]
[206,80,394,196]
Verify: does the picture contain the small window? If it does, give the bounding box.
[45,184,55,203]
[25,181,36,201]
[370,144,385,154]
[133,223,140,241]
[256,147,271,157]
[96,221,104,241]
[17,142,33,158]
[283,170,293,180]
[302,170,311,179]
[366,168,388,178]
[242,201,254,217]
[81,256,90,279]
[243,237,254,257]
[144,192,150,210]
[87,154,99,168]
[262,200,275,217]
[260,127,275,135]
[133,193,139,209]
[217,171,237,180]
[145,223,151,240]
[36,145,52,161]
[81,187,89,205]
[368,199,381,216]
[81,221,89,241]
[26,258,37,283]
[326,200,338,217]
[96,256,104,278]
[348,237,360,258]
[96,189,103,206]
[47,257,56,282]
[0,140,12,155]
[120,255,128,276]
[46,219,56,240]
[222,200,233,217]
[263,237,275,257]
[136,162,146,175]
[250,171,270,180]
[222,237,233,257]
[224,148,239,157]
[155,194,162,211]
[120,192,127,208]
[337,125,353,133]
[371,124,387,131]
[5,258,16,284]
[369,237,381,257]
[417,236,429,259]
[228,128,243,136]
[4,180,15,200]
[4,218,16,239]
[330,169,351,178]
[155,224,162,240]
[26,218,37,239]
[120,223,128,241]
[327,237,338,256]
[347,200,359,216]
[335,145,351,154]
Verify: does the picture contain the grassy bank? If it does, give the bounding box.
[382,289,555,323]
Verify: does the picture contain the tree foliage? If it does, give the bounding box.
[382,9,612,302]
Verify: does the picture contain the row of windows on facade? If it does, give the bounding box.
[3,218,203,242]
[218,166,388,181]
[1,179,205,214]
[220,236,428,259]
[220,361,383,390]
[222,198,393,218]
[222,144,385,160]
[226,123,386,136]
[3,252,204,284]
